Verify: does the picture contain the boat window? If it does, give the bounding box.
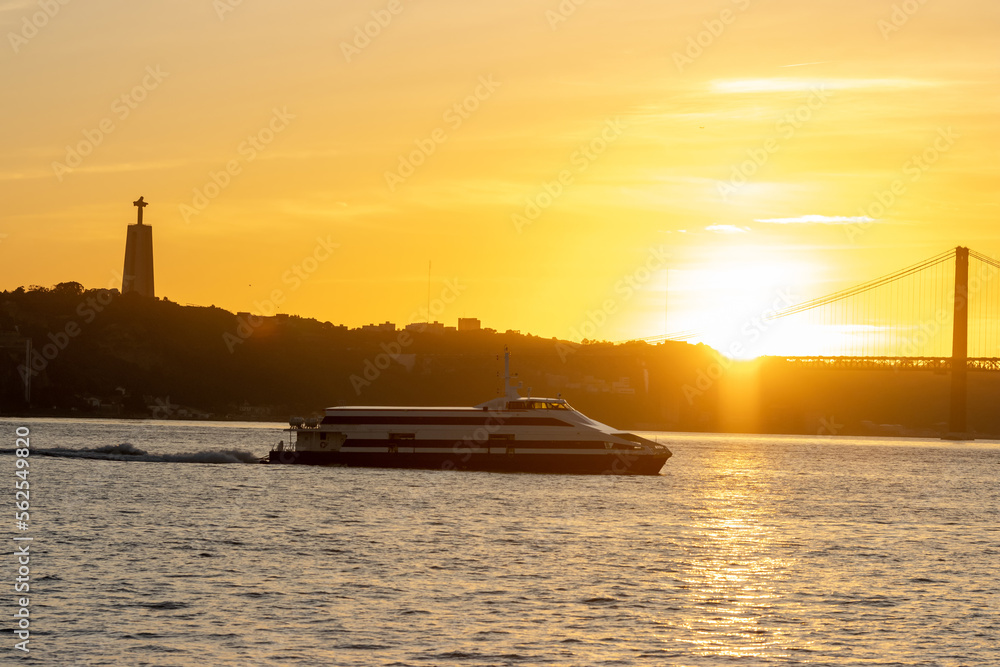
[507,400,569,410]
[488,433,514,441]
[389,433,415,440]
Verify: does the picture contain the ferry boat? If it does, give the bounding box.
[268,350,671,474]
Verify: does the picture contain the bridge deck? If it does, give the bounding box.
[767,356,1000,371]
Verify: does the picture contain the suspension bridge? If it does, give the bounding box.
[645,246,1000,437]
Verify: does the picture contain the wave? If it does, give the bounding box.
[0,442,261,464]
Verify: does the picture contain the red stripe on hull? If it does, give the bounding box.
[268,450,668,475]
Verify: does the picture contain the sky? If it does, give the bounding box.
[2,0,998,355]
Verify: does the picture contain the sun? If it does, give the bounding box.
[666,246,822,358]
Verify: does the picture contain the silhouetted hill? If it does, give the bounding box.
[3,283,1000,437]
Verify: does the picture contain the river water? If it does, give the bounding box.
[1,418,997,666]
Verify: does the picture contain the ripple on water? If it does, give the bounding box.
[11,420,1000,666]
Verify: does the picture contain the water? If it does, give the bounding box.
[1,418,997,665]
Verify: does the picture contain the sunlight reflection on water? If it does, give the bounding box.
[2,420,997,665]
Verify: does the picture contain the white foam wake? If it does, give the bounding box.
[0,442,261,464]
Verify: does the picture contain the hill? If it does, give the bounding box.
[3,282,1000,437]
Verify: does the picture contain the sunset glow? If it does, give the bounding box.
[3,0,997,348]
[4,5,1000,663]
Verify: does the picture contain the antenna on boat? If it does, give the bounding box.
[503,346,524,399]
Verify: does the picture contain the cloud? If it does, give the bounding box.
[755,215,875,225]
[706,224,750,234]
[711,78,934,94]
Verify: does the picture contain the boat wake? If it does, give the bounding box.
[0,442,261,464]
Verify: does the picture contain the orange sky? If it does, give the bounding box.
[2,0,998,352]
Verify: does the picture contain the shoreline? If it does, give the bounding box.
[2,412,995,441]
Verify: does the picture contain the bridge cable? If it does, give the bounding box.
[766,248,954,321]
[640,247,966,346]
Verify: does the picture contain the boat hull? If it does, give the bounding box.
[268,449,668,475]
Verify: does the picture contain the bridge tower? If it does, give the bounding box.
[949,246,969,436]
